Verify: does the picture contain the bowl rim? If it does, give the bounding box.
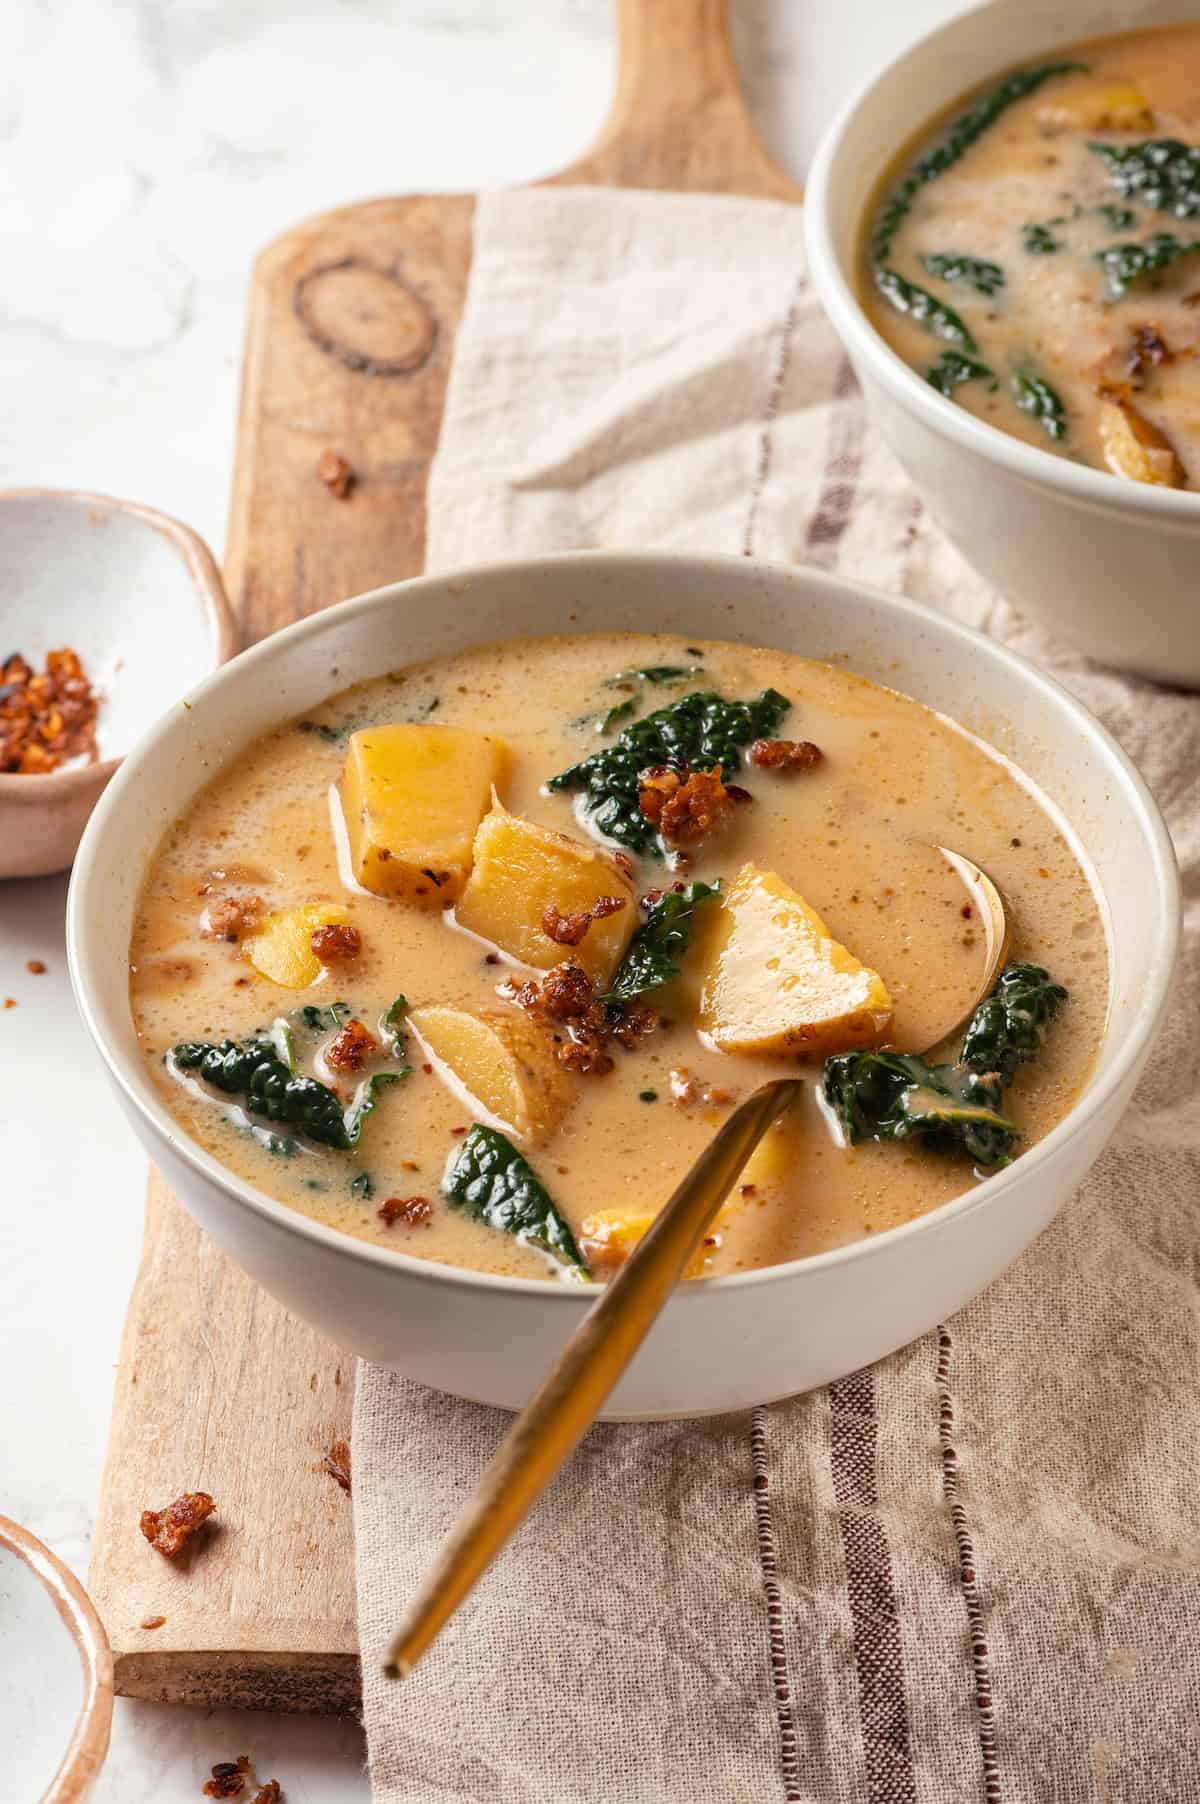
[0,486,237,799]
[802,0,1200,525]
[67,548,1181,1305]
[0,1513,113,1804]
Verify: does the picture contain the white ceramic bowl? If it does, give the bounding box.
[0,489,235,878]
[804,0,1200,687]
[67,553,1178,1418]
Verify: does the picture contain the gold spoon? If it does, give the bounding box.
[383,847,1009,1680]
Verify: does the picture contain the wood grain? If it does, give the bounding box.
[88,0,801,1713]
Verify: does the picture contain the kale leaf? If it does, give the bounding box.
[958,961,1068,1086]
[443,1124,590,1280]
[1094,231,1200,298]
[296,1001,350,1033]
[1097,202,1137,231]
[603,879,722,1004]
[823,1050,1020,1167]
[350,1170,374,1200]
[1022,220,1066,254]
[920,252,1005,295]
[822,960,1067,1170]
[926,350,998,397]
[596,696,639,735]
[1089,138,1200,219]
[379,993,412,1074]
[170,1036,401,1150]
[872,268,978,352]
[547,687,790,856]
[603,665,704,688]
[594,667,706,737]
[871,62,1088,263]
[1012,370,1069,442]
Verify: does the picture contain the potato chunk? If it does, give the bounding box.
[697,863,892,1056]
[579,1106,799,1276]
[1099,399,1186,489]
[409,1004,570,1141]
[340,725,509,905]
[578,1209,721,1279]
[242,903,350,989]
[455,807,637,984]
[1036,81,1153,133]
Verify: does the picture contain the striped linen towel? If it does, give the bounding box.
[354,187,1199,1804]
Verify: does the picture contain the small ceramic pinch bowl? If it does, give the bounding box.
[67,552,1181,1419]
[804,0,1200,686]
[0,489,235,879]
[0,1515,113,1804]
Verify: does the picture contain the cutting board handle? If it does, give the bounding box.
[558,0,798,199]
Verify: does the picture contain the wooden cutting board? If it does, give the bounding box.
[88,0,801,1714]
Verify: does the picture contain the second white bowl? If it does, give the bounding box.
[804,0,1200,687]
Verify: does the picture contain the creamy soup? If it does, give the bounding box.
[864,27,1200,489]
[130,634,1107,1282]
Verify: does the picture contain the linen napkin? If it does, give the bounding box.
[354,187,1200,1803]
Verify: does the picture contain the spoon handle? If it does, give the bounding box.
[384,1075,799,1679]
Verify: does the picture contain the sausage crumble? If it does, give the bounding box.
[322,1439,352,1494]
[325,1019,376,1073]
[0,646,99,774]
[202,894,264,942]
[541,906,592,947]
[638,765,738,845]
[749,738,824,773]
[378,1195,433,1229]
[310,922,361,963]
[203,1757,251,1799]
[500,963,659,1075]
[542,893,627,947]
[140,1491,216,1559]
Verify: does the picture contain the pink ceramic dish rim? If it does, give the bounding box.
[0,1513,113,1804]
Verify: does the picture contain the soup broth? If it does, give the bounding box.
[130,634,1107,1282]
[863,26,1200,489]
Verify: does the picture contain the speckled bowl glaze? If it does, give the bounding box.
[68,552,1179,1417]
[0,1515,113,1803]
[0,489,235,878]
[804,0,1200,685]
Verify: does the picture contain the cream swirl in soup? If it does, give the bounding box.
[863,26,1200,489]
[130,634,1107,1282]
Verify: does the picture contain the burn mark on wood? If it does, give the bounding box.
[293,257,438,377]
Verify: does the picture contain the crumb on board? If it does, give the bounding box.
[317,448,355,498]
[203,1756,250,1798]
[139,1491,216,1558]
[140,1613,167,1630]
[322,1439,352,1494]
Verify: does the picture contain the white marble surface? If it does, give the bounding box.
[0,2,968,1797]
